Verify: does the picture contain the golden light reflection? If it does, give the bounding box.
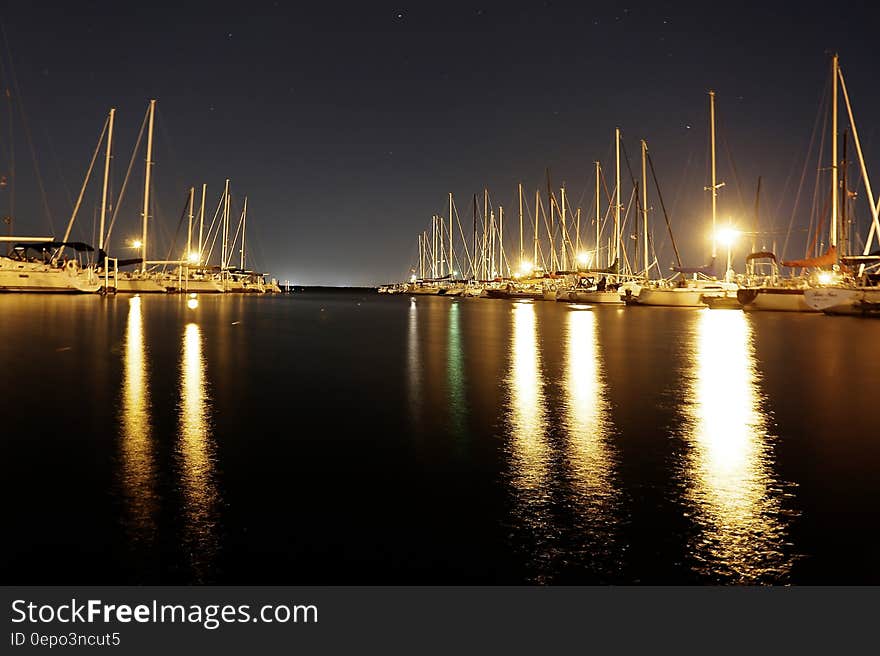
[683,310,795,582]
[447,302,467,449]
[564,308,616,515]
[508,302,549,491]
[178,322,218,582]
[187,298,199,310]
[407,297,422,423]
[120,295,158,544]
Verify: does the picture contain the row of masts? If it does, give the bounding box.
[415,129,654,282]
[69,99,256,276]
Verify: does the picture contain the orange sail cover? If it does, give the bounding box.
[782,245,836,268]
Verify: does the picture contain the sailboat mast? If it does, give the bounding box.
[483,189,488,279]
[831,53,839,248]
[187,186,194,262]
[576,207,581,261]
[448,192,454,277]
[221,178,230,272]
[641,139,649,279]
[596,161,601,268]
[141,99,156,274]
[98,107,115,252]
[709,91,718,260]
[561,186,567,270]
[615,129,621,272]
[198,183,206,263]
[472,194,477,279]
[546,169,555,271]
[534,190,539,267]
[499,206,504,277]
[518,182,523,266]
[240,196,247,271]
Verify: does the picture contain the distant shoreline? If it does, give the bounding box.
[286,285,377,293]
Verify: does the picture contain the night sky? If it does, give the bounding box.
[1,1,879,285]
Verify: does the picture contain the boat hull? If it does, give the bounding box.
[114,276,168,293]
[738,287,816,312]
[0,259,101,293]
[804,287,880,316]
[561,290,624,304]
[636,287,724,307]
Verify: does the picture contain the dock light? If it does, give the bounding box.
[130,239,142,249]
[188,251,200,263]
[519,261,533,276]
[576,252,590,267]
[716,226,740,246]
[410,274,417,283]
[817,271,834,285]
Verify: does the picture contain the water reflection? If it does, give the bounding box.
[406,297,422,425]
[119,296,158,545]
[447,302,467,449]
[505,302,552,580]
[563,308,619,553]
[177,322,219,582]
[681,310,795,583]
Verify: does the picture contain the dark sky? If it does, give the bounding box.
[1,1,879,284]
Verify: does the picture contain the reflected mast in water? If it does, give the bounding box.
[682,310,797,582]
[178,322,219,582]
[119,295,158,545]
[447,302,467,449]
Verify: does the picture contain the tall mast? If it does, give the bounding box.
[709,90,718,260]
[140,99,156,273]
[546,169,555,271]
[221,178,230,271]
[240,196,247,270]
[518,182,523,266]
[431,215,437,278]
[615,128,621,271]
[753,176,761,254]
[841,129,848,257]
[98,107,115,252]
[534,190,539,267]
[187,186,194,263]
[198,183,206,262]
[448,192,454,277]
[595,161,601,268]
[576,207,581,262]
[472,194,477,279]
[641,139,649,279]
[499,206,504,277]
[561,186,567,270]
[483,189,488,279]
[831,53,839,248]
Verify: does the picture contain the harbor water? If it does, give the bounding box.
[2,291,879,584]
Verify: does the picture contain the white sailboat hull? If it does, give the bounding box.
[636,287,725,307]
[0,258,101,293]
[803,287,880,315]
[738,287,816,312]
[114,275,168,293]
[562,289,624,304]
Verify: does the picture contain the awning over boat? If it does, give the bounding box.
[782,245,836,268]
[14,240,95,252]
[745,251,778,262]
[672,257,715,276]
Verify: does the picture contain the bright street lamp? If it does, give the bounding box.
[715,226,739,281]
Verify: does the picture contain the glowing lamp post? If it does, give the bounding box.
[716,226,740,282]
[576,252,590,269]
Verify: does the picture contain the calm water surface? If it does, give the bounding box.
[2,291,879,584]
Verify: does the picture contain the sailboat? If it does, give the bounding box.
[113,100,168,293]
[740,56,847,312]
[635,90,737,307]
[0,99,103,293]
[559,130,627,305]
[803,56,880,315]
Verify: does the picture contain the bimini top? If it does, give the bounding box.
[745,251,778,262]
[14,241,95,253]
